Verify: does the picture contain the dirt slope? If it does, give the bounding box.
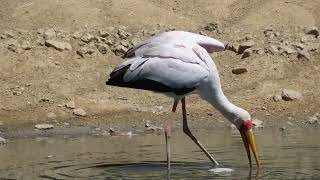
[0,0,319,128]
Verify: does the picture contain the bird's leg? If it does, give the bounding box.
[181,98,219,167]
[164,100,179,170]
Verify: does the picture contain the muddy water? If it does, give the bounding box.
[0,127,319,179]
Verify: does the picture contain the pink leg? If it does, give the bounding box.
[181,98,219,167]
[164,99,179,170]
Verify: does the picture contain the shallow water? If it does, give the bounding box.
[0,127,319,179]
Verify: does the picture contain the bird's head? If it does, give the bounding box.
[231,109,260,169]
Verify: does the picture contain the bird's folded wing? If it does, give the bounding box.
[123,57,209,89]
[124,31,224,57]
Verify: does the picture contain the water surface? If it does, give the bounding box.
[0,127,319,179]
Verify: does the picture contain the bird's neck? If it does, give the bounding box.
[199,77,244,127]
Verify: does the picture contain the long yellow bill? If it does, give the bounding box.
[240,129,260,168]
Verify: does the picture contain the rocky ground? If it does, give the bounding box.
[0,0,320,141]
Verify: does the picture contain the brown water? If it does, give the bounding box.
[0,127,319,179]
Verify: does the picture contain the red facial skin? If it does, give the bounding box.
[239,120,253,132]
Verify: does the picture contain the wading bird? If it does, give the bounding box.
[106,31,260,169]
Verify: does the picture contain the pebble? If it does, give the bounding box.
[307,117,318,124]
[45,40,72,51]
[117,29,131,39]
[3,30,15,38]
[281,89,302,101]
[266,44,279,55]
[232,67,248,75]
[204,22,219,31]
[21,40,31,50]
[95,43,109,54]
[238,40,255,54]
[226,43,239,53]
[73,108,87,116]
[297,49,311,60]
[77,47,95,57]
[279,126,287,131]
[71,31,81,39]
[81,33,96,43]
[35,124,54,130]
[114,44,128,56]
[65,101,76,109]
[44,28,56,40]
[99,30,110,37]
[304,26,319,38]
[273,94,282,102]
[241,48,253,59]
[282,46,297,55]
[0,137,6,144]
[6,39,20,52]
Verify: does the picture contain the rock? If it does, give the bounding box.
[114,44,128,56]
[232,67,248,74]
[81,33,96,43]
[46,112,57,119]
[95,43,108,54]
[117,29,131,39]
[279,126,286,131]
[238,40,255,54]
[245,34,253,40]
[109,127,115,133]
[204,22,219,31]
[297,49,311,60]
[35,124,54,130]
[282,46,297,55]
[273,95,282,102]
[98,30,110,37]
[36,37,45,46]
[72,31,83,39]
[307,117,318,124]
[44,28,56,40]
[286,121,294,126]
[241,48,253,59]
[73,108,86,116]
[65,101,76,109]
[21,40,31,50]
[105,39,114,46]
[145,122,151,128]
[6,39,19,52]
[0,137,6,144]
[304,26,319,38]
[3,30,15,38]
[293,43,305,50]
[266,44,280,55]
[226,43,239,53]
[76,46,95,57]
[281,89,302,101]
[253,48,264,55]
[300,36,309,43]
[13,90,23,96]
[45,40,72,51]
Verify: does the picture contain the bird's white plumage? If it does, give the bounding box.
[112,31,224,93]
[125,31,225,57]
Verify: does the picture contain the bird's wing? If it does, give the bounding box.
[123,56,209,90]
[124,31,225,57]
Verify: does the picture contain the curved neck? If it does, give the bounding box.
[198,73,244,127]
